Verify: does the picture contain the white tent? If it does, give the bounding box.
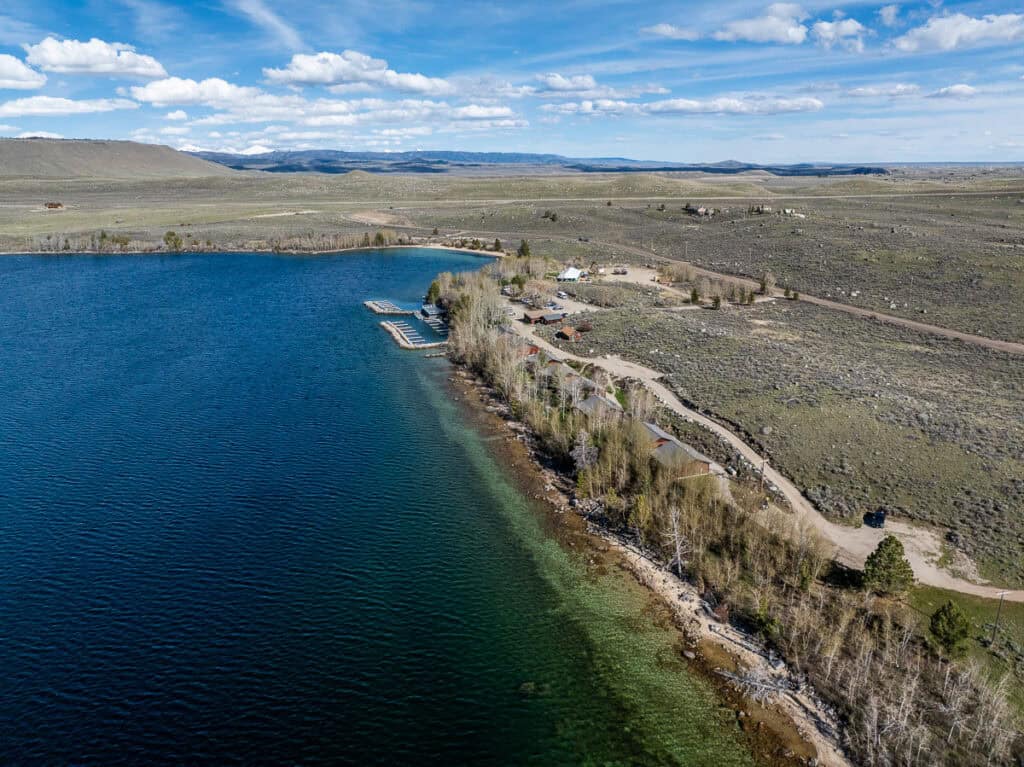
[557,267,582,282]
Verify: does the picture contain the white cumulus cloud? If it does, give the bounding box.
[928,84,977,99]
[812,18,869,52]
[536,73,598,92]
[131,77,267,107]
[165,109,188,120]
[24,37,167,78]
[0,96,139,117]
[0,54,46,90]
[641,23,699,41]
[17,130,63,138]
[263,50,454,96]
[714,4,809,45]
[893,13,1024,52]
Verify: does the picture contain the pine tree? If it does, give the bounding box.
[517,239,531,258]
[929,600,972,657]
[863,535,915,595]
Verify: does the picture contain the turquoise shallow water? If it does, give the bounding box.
[0,250,753,765]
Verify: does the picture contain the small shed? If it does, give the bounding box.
[541,312,565,324]
[557,326,582,342]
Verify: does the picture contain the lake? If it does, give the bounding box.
[0,250,753,765]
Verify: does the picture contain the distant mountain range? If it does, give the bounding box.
[190,149,889,177]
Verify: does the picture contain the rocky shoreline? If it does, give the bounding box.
[447,365,852,767]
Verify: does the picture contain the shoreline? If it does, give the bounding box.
[448,366,851,767]
[0,242,504,259]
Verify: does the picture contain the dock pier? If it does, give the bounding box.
[364,300,415,316]
[380,321,447,350]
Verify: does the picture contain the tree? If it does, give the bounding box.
[863,535,915,595]
[493,238,502,252]
[163,230,183,252]
[432,227,439,235]
[759,270,776,295]
[929,600,972,657]
[690,287,699,304]
[517,239,531,258]
[425,280,441,305]
[570,429,598,475]
[373,231,386,246]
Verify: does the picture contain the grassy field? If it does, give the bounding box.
[538,298,1024,586]
[909,585,1024,715]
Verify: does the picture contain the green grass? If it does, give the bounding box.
[908,586,1024,715]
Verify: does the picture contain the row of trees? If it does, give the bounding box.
[438,261,1019,766]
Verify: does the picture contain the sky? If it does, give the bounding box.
[0,0,1022,162]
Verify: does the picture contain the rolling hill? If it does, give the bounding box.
[0,139,236,179]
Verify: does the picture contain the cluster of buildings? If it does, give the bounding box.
[500,329,725,479]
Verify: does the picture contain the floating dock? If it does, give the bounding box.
[381,321,447,350]
[364,300,415,315]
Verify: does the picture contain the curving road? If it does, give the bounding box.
[510,316,1024,603]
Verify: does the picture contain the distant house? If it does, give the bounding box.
[541,312,566,324]
[44,201,63,209]
[575,393,623,419]
[557,267,583,282]
[557,325,582,342]
[642,422,724,475]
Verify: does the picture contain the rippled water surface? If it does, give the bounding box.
[0,251,752,765]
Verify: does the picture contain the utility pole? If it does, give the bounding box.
[991,591,1010,646]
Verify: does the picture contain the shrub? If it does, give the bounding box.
[163,230,183,252]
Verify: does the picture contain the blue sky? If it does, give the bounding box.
[0,0,1022,161]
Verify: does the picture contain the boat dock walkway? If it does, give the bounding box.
[364,300,415,316]
[381,320,447,350]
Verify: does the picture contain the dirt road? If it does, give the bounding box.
[510,317,1024,602]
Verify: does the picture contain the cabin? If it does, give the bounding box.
[557,267,583,282]
[575,393,623,419]
[523,309,548,324]
[541,312,566,324]
[557,326,582,342]
[642,422,724,475]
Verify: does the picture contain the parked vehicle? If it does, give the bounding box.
[863,510,887,529]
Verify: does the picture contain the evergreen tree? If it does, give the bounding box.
[517,239,531,258]
[929,600,972,657]
[863,535,915,595]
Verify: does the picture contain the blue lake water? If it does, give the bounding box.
[0,250,753,765]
